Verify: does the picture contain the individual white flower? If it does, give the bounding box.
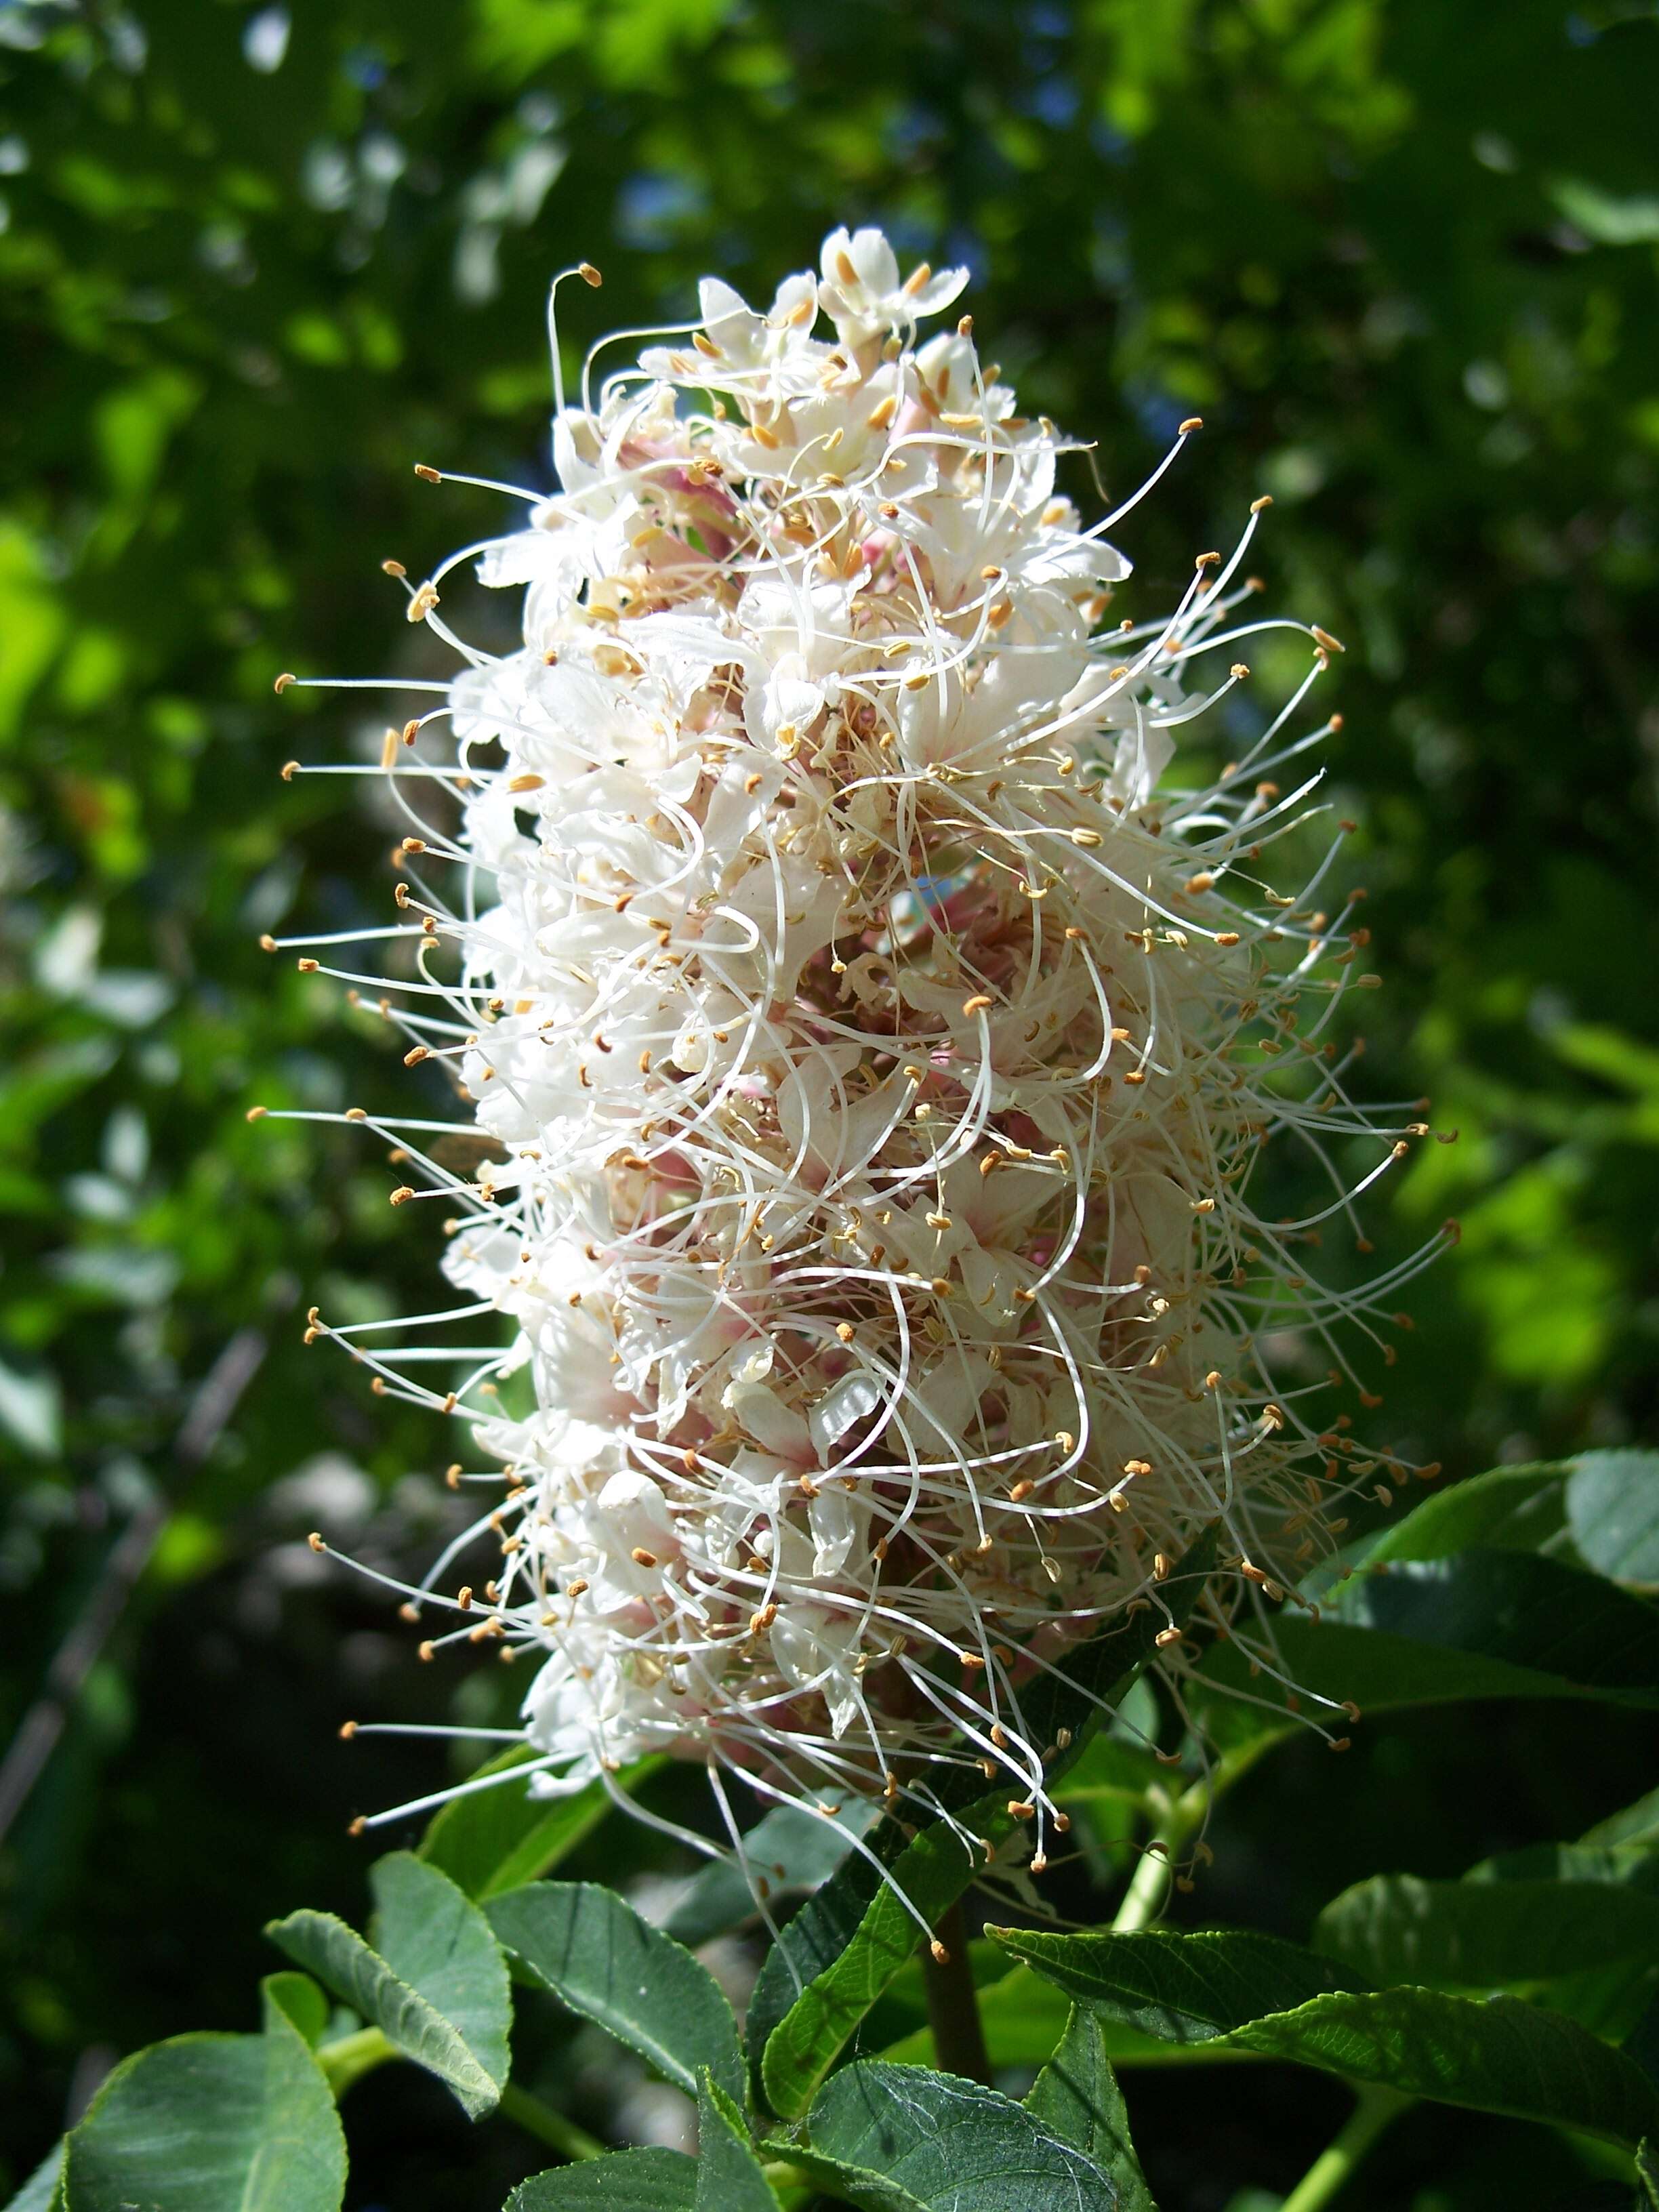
[818,225,969,350]
[266,229,1448,1904]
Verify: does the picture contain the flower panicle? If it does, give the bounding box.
[266,224,1448,1891]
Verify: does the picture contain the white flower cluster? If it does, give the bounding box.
[268,228,1445,1877]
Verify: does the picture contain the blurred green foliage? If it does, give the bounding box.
[1,0,1656,2205]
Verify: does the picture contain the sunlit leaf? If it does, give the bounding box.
[487,1881,743,2104]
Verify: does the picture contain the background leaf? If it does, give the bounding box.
[1568,1453,1659,1588]
[486,1881,743,2104]
[991,1929,1361,2043]
[662,1801,876,1950]
[1193,1555,1659,1763]
[418,1754,664,1902]
[259,1971,331,2051]
[1313,1872,1659,1990]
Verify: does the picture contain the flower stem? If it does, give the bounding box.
[499,2083,605,2162]
[316,2026,603,2161]
[1277,2087,1411,2212]
[923,1899,993,2083]
[1111,1734,1284,1934]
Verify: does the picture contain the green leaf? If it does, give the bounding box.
[1333,1551,1659,1692]
[663,1800,876,1948]
[369,1852,512,2095]
[799,2059,1121,2211]
[1193,1551,1659,1760]
[745,1842,884,2074]
[994,1927,1659,2147]
[756,1526,1220,2118]
[992,1929,1360,2042]
[1027,2005,1155,2212]
[695,2074,781,2212]
[266,1853,511,2120]
[261,1971,331,2049]
[418,1750,663,1901]
[506,2148,700,2211]
[1366,1465,1570,1564]
[1314,1874,1659,1990]
[1568,1452,1659,1587]
[1549,178,1659,245]
[3,2143,64,2212]
[757,1797,996,2119]
[1584,1788,1659,1850]
[876,1964,1244,2074]
[485,1881,743,2104]
[62,1998,346,2211]
[1638,2138,1659,2208]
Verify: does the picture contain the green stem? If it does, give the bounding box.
[1111,1735,1282,1934]
[1277,2087,1411,2212]
[316,2026,602,2163]
[761,2163,814,2206]
[1111,1829,1177,1933]
[316,2024,396,2098]
[499,2083,605,2163]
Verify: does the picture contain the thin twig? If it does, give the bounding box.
[0,1326,267,1845]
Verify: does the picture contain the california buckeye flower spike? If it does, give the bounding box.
[260,226,1449,1914]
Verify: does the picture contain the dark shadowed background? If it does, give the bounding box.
[2,1,1656,2205]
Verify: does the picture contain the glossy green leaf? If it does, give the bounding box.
[1026,2005,1154,2212]
[419,1750,663,1901]
[993,1928,1359,2042]
[799,2059,1120,2211]
[486,1880,743,2104]
[1194,1552,1659,1761]
[506,2149,700,2211]
[1315,1873,1659,1989]
[695,2075,781,2212]
[266,1854,510,2119]
[62,1992,346,2211]
[1366,1465,1570,1563]
[1568,1452,1659,1587]
[1334,1551,1659,1690]
[995,1926,1659,2146]
[756,1526,1219,2118]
